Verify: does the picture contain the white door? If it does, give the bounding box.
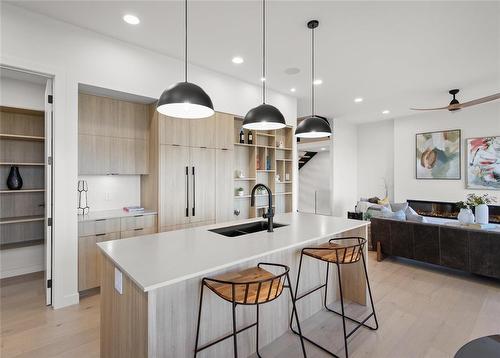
[44,78,53,305]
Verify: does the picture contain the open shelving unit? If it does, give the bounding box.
[0,106,46,251]
[232,117,294,219]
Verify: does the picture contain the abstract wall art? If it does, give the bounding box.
[466,136,500,190]
[416,129,461,179]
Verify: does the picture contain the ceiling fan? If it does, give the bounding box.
[411,89,500,112]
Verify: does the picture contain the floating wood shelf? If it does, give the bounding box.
[234,143,255,147]
[0,239,44,251]
[234,178,256,181]
[276,159,293,162]
[275,192,292,195]
[0,106,44,116]
[0,134,45,141]
[234,193,277,199]
[0,189,45,194]
[255,133,275,137]
[276,181,293,184]
[256,170,275,172]
[0,162,45,166]
[276,147,293,151]
[0,215,45,225]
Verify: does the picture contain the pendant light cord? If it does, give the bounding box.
[185,0,188,82]
[311,24,315,116]
[262,0,266,104]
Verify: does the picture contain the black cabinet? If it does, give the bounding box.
[440,227,468,271]
[413,224,440,265]
[469,231,500,278]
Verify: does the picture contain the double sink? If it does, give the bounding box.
[209,221,288,237]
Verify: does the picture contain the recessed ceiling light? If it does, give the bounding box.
[313,79,323,85]
[123,14,140,25]
[382,110,390,114]
[232,56,244,64]
[321,147,326,151]
[260,77,266,82]
[290,88,296,92]
[354,97,363,103]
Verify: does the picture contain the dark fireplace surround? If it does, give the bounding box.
[407,199,500,224]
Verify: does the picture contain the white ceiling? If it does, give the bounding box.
[10,1,500,123]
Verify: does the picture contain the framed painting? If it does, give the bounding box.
[466,136,500,190]
[416,129,461,179]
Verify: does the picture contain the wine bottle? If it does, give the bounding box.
[239,128,244,144]
[248,130,253,145]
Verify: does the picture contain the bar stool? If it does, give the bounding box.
[194,262,307,358]
[290,237,378,358]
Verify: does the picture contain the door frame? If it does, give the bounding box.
[1,64,54,306]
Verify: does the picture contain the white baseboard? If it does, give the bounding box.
[0,264,44,279]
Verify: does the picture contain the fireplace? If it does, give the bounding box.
[407,199,500,224]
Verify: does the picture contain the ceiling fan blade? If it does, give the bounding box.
[453,93,500,109]
[410,106,449,111]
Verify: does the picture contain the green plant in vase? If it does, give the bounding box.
[236,187,244,196]
[466,194,497,225]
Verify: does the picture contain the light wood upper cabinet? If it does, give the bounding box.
[216,149,234,223]
[189,147,216,223]
[78,93,150,175]
[215,112,234,150]
[79,93,118,137]
[158,113,190,146]
[189,116,216,148]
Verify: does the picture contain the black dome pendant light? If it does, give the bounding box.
[157,0,214,119]
[295,20,332,138]
[242,0,286,130]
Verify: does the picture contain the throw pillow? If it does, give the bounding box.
[381,207,406,221]
[406,213,427,223]
[405,206,418,216]
[392,210,406,221]
[378,197,390,206]
[391,202,409,212]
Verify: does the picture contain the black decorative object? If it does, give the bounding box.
[77,180,89,215]
[295,20,332,138]
[156,0,214,119]
[242,0,286,131]
[7,166,23,190]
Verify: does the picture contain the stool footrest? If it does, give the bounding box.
[296,283,326,301]
[195,322,257,353]
[325,305,377,336]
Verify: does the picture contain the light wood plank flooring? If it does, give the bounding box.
[2,253,499,358]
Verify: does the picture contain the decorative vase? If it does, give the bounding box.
[7,166,23,190]
[475,204,489,224]
[457,208,475,225]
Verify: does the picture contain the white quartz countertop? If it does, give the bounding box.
[97,213,368,292]
[78,209,157,222]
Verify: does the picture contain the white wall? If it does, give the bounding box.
[394,102,500,203]
[1,4,297,308]
[299,151,330,214]
[331,119,358,217]
[78,175,141,211]
[0,74,46,278]
[0,76,45,110]
[357,119,394,201]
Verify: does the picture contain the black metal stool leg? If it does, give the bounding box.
[361,252,379,330]
[286,273,307,357]
[336,263,349,358]
[323,262,330,308]
[194,282,205,358]
[255,303,262,358]
[232,286,238,358]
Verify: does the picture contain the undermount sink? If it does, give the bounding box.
[209,221,288,237]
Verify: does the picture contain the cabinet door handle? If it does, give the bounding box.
[134,228,143,231]
[96,233,106,237]
[192,166,196,217]
[96,219,106,222]
[134,214,144,218]
[185,166,189,217]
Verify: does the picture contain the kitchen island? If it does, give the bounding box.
[98,212,370,358]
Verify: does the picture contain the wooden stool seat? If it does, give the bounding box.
[205,267,284,304]
[302,241,362,264]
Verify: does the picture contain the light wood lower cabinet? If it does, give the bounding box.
[190,147,215,223]
[78,232,119,291]
[78,214,157,292]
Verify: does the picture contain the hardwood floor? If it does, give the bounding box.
[0,272,100,358]
[1,253,499,358]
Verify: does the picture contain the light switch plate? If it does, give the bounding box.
[114,268,123,294]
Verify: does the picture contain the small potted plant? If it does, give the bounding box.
[236,187,244,197]
[466,194,497,224]
[455,201,474,225]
